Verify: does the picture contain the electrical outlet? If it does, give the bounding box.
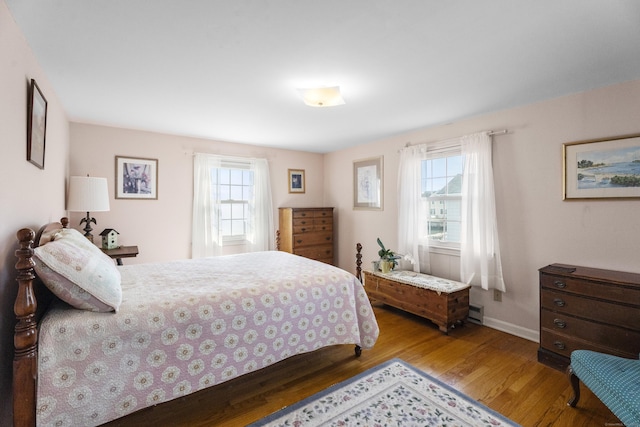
[493,289,502,302]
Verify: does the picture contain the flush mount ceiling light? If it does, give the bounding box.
[297,86,345,107]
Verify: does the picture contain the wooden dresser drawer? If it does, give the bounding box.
[541,288,639,330]
[294,244,333,261]
[541,309,640,356]
[291,231,332,248]
[541,274,640,305]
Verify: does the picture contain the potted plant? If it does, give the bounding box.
[377,238,401,273]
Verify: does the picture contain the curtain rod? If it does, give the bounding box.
[402,129,509,150]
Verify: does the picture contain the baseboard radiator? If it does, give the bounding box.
[468,304,484,325]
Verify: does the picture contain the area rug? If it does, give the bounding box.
[249,358,520,427]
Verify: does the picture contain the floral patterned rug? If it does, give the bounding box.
[249,358,520,427]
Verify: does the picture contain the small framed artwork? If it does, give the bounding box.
[564,134,640,200]
[27,79,48,169]
[353,156,383,210]
[115,156,158,199]
[288,169,305,193]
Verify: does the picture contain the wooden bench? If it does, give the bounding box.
[362,270,470,334]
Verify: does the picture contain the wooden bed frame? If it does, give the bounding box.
[12,219,365,427]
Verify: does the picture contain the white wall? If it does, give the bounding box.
[69,123,327,263]
[0,1,70,423]
[325,79,640,341]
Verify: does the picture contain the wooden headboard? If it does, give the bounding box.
[13,217,68,427]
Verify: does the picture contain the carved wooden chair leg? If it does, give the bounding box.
[566,365,581,407]
[354,345,362,357]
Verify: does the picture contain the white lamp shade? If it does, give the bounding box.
[298,86,345,107]
[67,176,110,212]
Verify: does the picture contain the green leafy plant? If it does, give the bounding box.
[377,238,401,267]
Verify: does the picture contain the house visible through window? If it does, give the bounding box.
[421,151,463,246]
[212,165,254,243]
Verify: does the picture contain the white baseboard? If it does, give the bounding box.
[482,316,539,343]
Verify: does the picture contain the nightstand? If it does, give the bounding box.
[101,245,139,265]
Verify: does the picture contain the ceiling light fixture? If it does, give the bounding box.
[298,86,345,107]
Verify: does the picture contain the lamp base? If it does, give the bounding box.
[79,212,97,243]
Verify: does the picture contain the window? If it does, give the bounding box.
[192,154,273,258]
[421,151,463,246]
[212,166,254,242]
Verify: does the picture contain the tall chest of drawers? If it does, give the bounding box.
[538,263,640,371]
[278,207,334,265]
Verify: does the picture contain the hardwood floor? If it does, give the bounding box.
[106,304,619,426]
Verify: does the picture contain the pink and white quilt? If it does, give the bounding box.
[35,251,379,426]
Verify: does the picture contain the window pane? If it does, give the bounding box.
[244,170,253,185]
[219,185,230,200]
[448,155,463,175]
[220,219,231,236]
[230,185,243,200]
[220,203,231,219]
[243,185,253,200]
[231,219,245,236]
[220,169,230,185]
[230,169,243,184]
[231,203,244,218]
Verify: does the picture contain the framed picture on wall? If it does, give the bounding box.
[563,134,640,200]
[288,169,305,193]
[353,156,383,210]
[115,156,158,199]
[27,79,48,169]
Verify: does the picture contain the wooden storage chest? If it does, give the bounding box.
[538,263,640,371]
[363,270,470,334]
[278,207,334,264]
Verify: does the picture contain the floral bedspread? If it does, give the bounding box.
[36,251,379,426]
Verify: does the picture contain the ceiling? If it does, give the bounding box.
[6,1,640,153]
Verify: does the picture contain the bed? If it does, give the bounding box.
[13,219,379,426]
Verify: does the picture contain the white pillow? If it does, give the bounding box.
[33,228,122,312]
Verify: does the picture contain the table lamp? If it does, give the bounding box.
[67,175,110,242]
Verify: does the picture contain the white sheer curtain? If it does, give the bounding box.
[398,145,430,273]
[247,158,274,253]
[192,153,274,258]
[460,132,506,291]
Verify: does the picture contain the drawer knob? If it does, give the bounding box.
[325,237,331,241]
[296,239,303,244]
[553,341,566,350]
[300,228,307,232]
[553,298,565,307]
[553,319,567,329]
[554,280,566,289]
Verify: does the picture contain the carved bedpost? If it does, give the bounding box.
[355,243,362,282]
[14,228,37,427]
[275,229,280,251]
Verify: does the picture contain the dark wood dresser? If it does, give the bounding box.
[278,207,334,264]
[538,263,640,371]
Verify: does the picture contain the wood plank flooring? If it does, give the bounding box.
[105,304,619,426]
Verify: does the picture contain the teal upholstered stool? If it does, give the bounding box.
[568,350,640,426]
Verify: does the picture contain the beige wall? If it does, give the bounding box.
[325,79,640,340]
[69,123,326,263]
[0,1,70,423]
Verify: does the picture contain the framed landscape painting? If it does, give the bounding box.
[563,134,640,200]
[115,156,158,199]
